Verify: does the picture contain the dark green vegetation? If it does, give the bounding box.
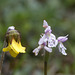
[0,0,75,75]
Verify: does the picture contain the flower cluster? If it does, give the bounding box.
[33,20,68,56]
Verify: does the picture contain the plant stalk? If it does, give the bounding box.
[44,61,47,75]
[0,40,7,75]
[44,51,49,75]
[0,52,5,75]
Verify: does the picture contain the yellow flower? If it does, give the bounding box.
[3,39,26,57]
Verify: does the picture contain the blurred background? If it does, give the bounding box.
[0,0,75,75]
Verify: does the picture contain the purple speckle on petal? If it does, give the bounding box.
[43,42,47,46]
[57,35,68,42]
[58,38,68,42]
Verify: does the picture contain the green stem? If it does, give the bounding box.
[0,52,5,75]
[0,40,7,75]
[44,51,49,75]
[44,61,47,75]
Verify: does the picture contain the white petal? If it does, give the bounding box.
[48,33,58,47]
[8,26,15,30]
[57,35,68,42]
[33,46,42,56]
[43,20,48,28]
[45,26,52,34]
[38,34,47,45]
[58,43,67,55]
[44,46,52,53]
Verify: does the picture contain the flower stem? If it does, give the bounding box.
[44,61,47,75]
[0,52,5,75]
[0,40,7,75]
[44,51,49,75]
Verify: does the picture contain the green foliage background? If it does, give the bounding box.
[0,0,75,75]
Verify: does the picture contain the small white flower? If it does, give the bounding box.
[58,43,67,55]
[33,45,43,56]
[48,33,58,47]
[57,35,68,42]
[57,35,68,55]
[44,24,57,47]
[43,20,48,28]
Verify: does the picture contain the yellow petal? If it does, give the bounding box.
[18,42,26,53]
[10,45,19,54]
[10,39,26,53]
[3,39,26,57]
[9,49,18,57]
[3,46,10,52]
[19,47,26,53]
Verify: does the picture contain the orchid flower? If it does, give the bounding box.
[33,20,57,56]
[57,35,68,55]
[39,20,58,48]
[33,20,68,56]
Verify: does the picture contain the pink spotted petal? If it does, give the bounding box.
[57,35,68,42]
[58,43,67,55]
[44,46,52,53]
